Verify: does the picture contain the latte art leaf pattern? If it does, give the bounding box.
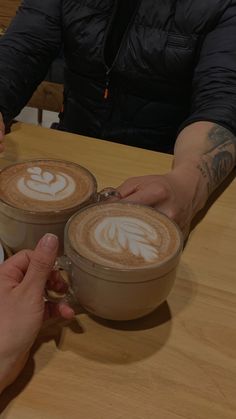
[94,217,159,262]
[17,166,76,201]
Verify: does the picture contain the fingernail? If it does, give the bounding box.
[40,234,58,250]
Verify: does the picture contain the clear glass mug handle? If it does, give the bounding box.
[44,256,77,307]
[97,187,121,202]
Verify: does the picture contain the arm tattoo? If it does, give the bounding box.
[197,125,236,195]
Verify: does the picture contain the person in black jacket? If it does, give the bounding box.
[0,0,236,236]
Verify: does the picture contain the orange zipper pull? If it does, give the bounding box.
[104,73,110,99]
[104,87,109,99]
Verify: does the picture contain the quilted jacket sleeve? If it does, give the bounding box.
[0,0,62,124]
[179,1,236,135]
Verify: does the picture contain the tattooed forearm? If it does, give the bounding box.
[197,160,213,195]
[197,125,236,195]
[211,151,234,185]
[208,125,236,152]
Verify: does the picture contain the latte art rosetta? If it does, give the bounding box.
[17,167,76,201]
[68,203,181,269]
[94,216,159,262]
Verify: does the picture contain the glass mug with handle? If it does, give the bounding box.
[46,202,183,321]
[0,159,120,255]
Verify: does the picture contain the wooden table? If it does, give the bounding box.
[0,123,235,419]
[0,0,19,28]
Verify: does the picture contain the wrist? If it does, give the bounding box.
[171,159,209,215]
[0,352,29,394]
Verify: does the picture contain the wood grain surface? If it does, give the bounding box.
[0,123,235,419]
[0,0,20,28]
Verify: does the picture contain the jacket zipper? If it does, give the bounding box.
[102,0,141,100]
[104,72,110,99]
[102,0,118,99]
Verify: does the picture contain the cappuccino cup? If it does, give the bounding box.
[0,159,117,254]
[50,202,183,321]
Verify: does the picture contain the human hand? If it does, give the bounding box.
[0,234,74,393]
[117,172,196,237]
[0,112,5,152]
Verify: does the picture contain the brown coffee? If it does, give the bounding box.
[68,202,181,269]
[0,160,96,212]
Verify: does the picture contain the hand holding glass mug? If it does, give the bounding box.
[0,234,74,394]
[0,158,183,322]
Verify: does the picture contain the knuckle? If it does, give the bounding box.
[166,208,179,222]
[155,185,169,201]
[30,255,53,273]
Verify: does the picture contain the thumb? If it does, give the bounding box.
[21,234,59,296]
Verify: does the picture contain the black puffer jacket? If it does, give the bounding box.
[1,0,236,152]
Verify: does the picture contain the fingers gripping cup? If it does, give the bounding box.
[0,159,119,254]
[50,202,183,321]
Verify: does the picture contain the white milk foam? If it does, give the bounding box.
[94,216,160,262]
[17,167,76,201]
